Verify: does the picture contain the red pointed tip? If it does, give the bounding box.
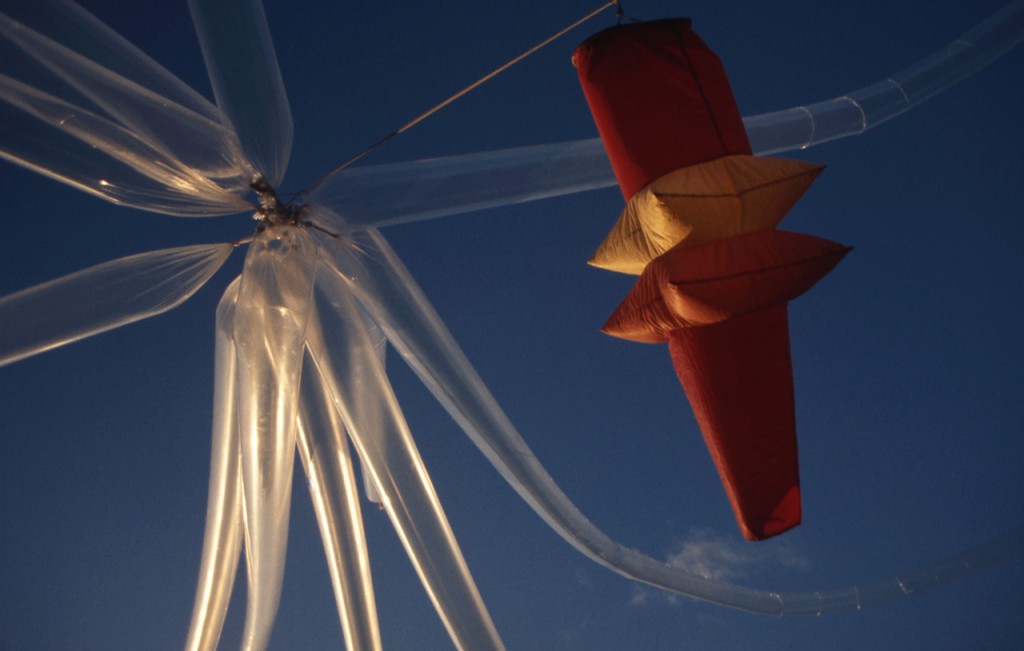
[740,486,802,541]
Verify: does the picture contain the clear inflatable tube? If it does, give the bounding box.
[0,243,233,368]
[306,259,505,651]
[309,213,1024,615]
[0,2,254,215]
[184,278,244,651]
[232,226,318,650]
[0,72,250,215]
[745,0,1024,154]
[296,333,382,651]
[0,10,250,184]
[187,0,292,187]
[313,0,1024,229]
[0,0,225,126]
[307,138,618,229]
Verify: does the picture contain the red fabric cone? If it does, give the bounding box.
[574,18,751,199]
[667,305,801,541]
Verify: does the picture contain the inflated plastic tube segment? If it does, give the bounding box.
[575,18,850,540]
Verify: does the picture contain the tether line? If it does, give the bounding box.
[297,0,619,196]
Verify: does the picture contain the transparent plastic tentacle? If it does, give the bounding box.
[309,214,1024,615]
[354,322,385,506]
[296,339,382,651]
[0,9,252,188]
[185,277,244,651]
[307,139,617,230]
[188,0,292,187]
[0,243,233,368]
[233,227,317,650]
[0,0,224,124]
[0,2,254,215]
[305,262,504,651]
[0,74,251,215]
[746,0,1024,153]
[308,0,1024,229]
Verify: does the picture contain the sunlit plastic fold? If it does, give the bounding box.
[232,226,317,650]
[0,243,233,368]
[185,278,244,651]
[188,0,292,187]
[0,3,254,215]
[0,0,224,122]
[297,337,381,651]
[308,139,617,229]
[305,260,505,651]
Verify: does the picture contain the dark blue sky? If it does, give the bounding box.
[1,1,1022,649]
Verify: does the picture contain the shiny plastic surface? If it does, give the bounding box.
[188,0,292,187]
[185,278,244,651]
[233,226,317,650]
[0,243,232,367]
[0,1,254,214]
[306,259,504,651]
[297,334,381,651]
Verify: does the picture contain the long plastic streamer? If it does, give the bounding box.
[185,278,244,651]
[0,0,223,123]
[307,139,617,230]
[0,2,254,215]
[745,0,1024,153]
[0,10,250,184]
[296,337,382,651]
[232,226,317,650]
[0,243,233,368]
[312,0,1024,229]
[309,214,1024,615]
[0,74,250,215]
[305,262,505,651]
[188,0,292,187]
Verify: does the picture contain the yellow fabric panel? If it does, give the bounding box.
[588,155,825,275]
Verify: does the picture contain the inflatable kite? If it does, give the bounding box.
[575,18,850,540]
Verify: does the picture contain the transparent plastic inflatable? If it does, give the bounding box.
[0,1,1021,649]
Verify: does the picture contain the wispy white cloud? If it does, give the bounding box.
[629,527,811,608]
[664,527,811,581]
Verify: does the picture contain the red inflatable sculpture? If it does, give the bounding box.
[575,18,850,540]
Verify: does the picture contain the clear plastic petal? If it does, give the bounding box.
[185,277,244,651]
[296,342,381,651]
[304,261,504,651]
[0,0,223,123]
[233,226,317,650]
[306,139,616,229]
[188,0,292,188]
[0,9,251,183]
[307,2,1024,228]
[310,218,1024,615]
[0,243,233,367]
[356,318,386,506]
[0,74,251,215]
[0,2,254,215]
[746,0,1024,153]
